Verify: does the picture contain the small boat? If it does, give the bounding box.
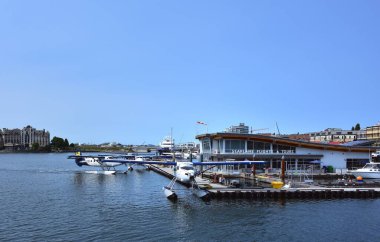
[349,162,380,179]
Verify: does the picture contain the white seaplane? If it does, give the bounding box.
[68,152,265,200]
[67,153,137,175]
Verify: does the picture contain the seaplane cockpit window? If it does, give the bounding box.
[181,166,194,171]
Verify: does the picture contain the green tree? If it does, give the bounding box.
[51,136,66,149]
[32,143,40,151]
[64,139,69,147]
[355,123,361,130]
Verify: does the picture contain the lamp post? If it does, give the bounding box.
[252,154,256,178]
[281,155,285,183]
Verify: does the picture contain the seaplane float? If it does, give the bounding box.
[68,152,265,201]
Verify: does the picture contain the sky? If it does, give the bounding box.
[1,0,379,145]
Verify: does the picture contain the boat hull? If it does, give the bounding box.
[350,171,380,179]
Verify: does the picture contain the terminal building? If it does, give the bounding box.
[196,132,377,172]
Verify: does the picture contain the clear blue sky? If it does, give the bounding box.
[1,0,379,145]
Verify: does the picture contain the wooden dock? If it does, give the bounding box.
[148,165,380,200]
[208,187,380,200]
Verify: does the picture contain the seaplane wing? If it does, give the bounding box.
[68,155,107,159]
[192,161,266,166]
[103,159,177,166]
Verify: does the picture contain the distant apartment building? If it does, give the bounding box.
[366,123,380,145]
[281,133,310,142]
[225,123,249,134]
[1,125,50,150]
[0,129,4,149]
[2,128,22,149]
[309,128,364,143]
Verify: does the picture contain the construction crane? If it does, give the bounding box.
[276,122,281,136]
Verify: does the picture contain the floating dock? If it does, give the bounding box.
[208,188,380,200]
[148,165,380,200]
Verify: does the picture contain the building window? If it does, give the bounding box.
[202,139,211,153]
[247,141,253,151]
[346,159,369,170]
[253,141,271,153]
[225,139,245,153]
[273,144,295,153]
[218,140,224,152]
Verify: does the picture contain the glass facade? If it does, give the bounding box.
[346,159,370,170]
[271,158,320,169]
[253,141,271,153]
[224,140,295,154]
[225,140,245,153]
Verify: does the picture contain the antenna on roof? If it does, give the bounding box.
[276,122,281,136]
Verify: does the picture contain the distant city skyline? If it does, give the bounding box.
[1,1,379,144]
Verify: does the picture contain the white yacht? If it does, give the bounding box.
[159,136,174,149]
[349,162,380,179]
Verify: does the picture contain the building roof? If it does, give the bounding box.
[341,140,375,146]
[196,133,378,153]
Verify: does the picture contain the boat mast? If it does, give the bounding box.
[170,127,173,150]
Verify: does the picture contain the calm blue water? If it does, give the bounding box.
[1,153,379,242]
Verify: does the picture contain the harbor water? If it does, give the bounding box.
[1,153,380,242]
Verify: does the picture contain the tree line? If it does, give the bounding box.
[30,136,75,151]
[50,136,75,150]
[351,123,361,131]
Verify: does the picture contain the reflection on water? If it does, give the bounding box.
[1,153,380,241]
[73,172,117,186]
